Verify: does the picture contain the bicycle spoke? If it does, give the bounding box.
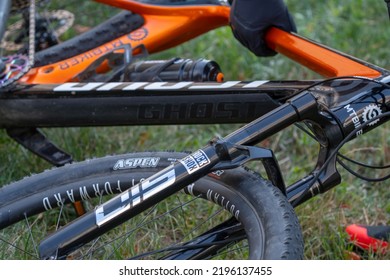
[75,194,201,259]
[24,213,39,258]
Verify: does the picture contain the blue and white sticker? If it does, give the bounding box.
[179,149,210,174]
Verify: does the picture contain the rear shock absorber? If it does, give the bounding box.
[125,57,224,82]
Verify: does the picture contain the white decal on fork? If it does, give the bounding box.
[179,149,210,174]
[95,168,176,227]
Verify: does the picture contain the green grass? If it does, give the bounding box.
[1,0,390,259]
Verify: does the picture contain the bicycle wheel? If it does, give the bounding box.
[0,151,304,260]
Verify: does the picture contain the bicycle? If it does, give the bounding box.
[0,0,389,259]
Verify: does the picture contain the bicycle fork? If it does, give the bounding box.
[39,92,319,259]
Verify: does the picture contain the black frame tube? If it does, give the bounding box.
[0,81,312,128]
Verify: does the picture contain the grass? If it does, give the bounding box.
[1,0,390,259]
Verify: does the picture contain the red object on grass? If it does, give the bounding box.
[346,224,389,253]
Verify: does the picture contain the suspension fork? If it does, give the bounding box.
[38,91,319,259]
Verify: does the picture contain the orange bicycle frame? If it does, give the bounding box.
[21,0,383,84]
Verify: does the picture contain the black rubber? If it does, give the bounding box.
[0,151,304,259]
[33,11,144,67]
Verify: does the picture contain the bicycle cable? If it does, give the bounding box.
[335,110,390,182]
[291,110,390,207]
[296,114,390,182]
[336,154,390,182]
[291,76,390,207]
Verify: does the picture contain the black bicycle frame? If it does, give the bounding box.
[1,80,312,166]
[37,75,390,259]
[1,80,316,128]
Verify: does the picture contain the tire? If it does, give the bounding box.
[0,152,304,260]
[33,11,144,67]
